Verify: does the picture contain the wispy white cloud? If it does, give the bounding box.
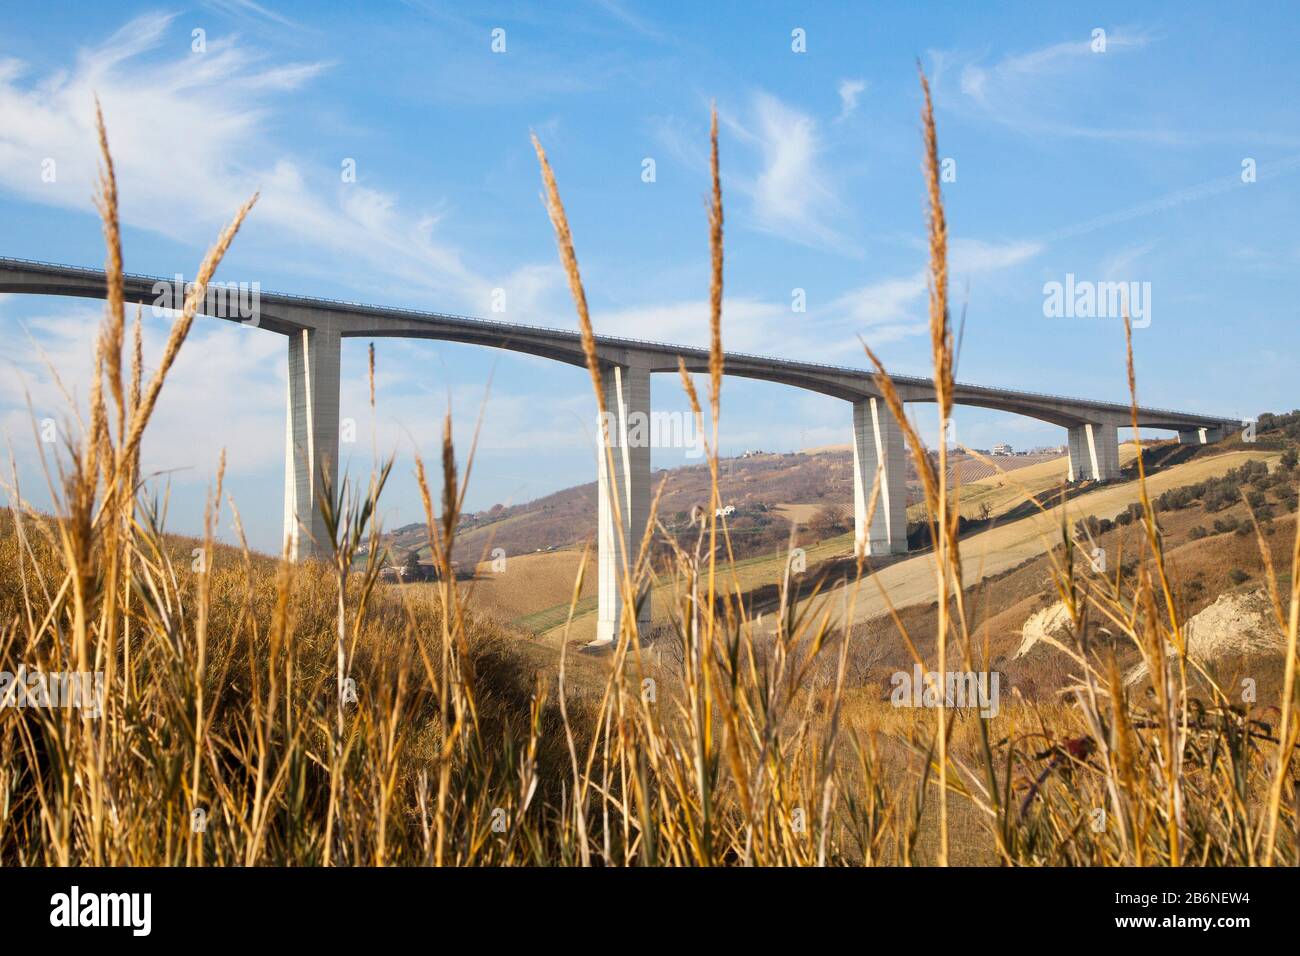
[1098,241,1155,279]
[721,91,855,254]
[1037,154,1300,244]
[588,236,1042,366]
[831,275,927,329]
[931,29,1181,143]
[1,303,285,486]
[202,0,300,29]
[0,13,555,313]
[836,78,867,122]
[950,237,1043,273]
[829,238,1043,347]
[590,0,667,41]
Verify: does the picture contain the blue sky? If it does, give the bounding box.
[1,1,1297,552]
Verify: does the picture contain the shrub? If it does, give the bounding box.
[1203,489,1234,513]
[1228,568,1250,585]
[1074,514,1112,540]
[810,503,849,536]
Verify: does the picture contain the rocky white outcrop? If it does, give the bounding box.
[1125,588,1284,685]
[1014,601,1074,659]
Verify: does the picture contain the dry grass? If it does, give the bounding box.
[1,74,1296,867]
[459,548,597,625]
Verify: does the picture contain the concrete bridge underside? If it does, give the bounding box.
[0,258,1240,644]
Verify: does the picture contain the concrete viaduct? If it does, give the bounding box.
[0,256,1239,644]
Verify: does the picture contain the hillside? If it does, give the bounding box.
[531,434,1295,644]
[377,444,1066,569]
[377,420,1298,640]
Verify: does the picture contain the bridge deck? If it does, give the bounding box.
[0,255,1240,431]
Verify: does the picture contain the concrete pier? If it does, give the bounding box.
[1066,422,1121,482]
[852,397,908,556]
[1179,425,1226,444]
[595,361,652,645]
[283,327,340,560]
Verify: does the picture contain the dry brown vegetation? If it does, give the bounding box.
[1,76,1297,867]
[458,548,597,626]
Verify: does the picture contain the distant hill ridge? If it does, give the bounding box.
[374,445,1065,565]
